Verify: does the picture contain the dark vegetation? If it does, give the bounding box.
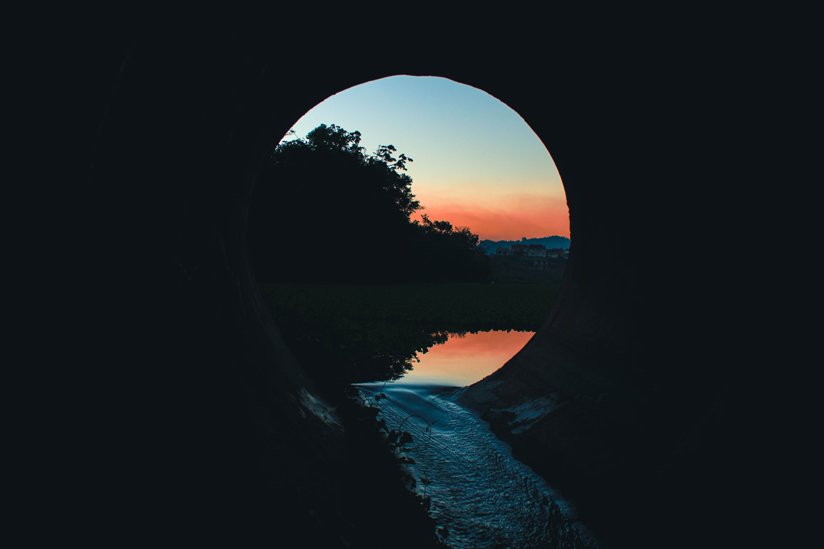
[249,124,489,284]
[489,255,568,283]
[261,282,560,389]
[327,389,447,548]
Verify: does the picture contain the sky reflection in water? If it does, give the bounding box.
[397,330,535,387]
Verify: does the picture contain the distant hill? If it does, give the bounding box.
[479,236,570,255]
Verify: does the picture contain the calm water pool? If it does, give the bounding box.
[397,330,535,386]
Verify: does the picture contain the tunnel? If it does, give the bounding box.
[78,28,754,548]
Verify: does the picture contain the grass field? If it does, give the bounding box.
[261,282,560,332]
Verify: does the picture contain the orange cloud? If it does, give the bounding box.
[413,193,569,241]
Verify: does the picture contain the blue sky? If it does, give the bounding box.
[283,76,569,240]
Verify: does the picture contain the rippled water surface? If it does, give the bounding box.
[357,332,597,548]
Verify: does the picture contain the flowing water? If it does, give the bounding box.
[356,331,598,548]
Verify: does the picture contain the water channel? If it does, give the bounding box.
[356,330,598,548]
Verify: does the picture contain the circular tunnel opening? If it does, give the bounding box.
[248,75,570,390]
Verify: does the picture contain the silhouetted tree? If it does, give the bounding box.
[408,214,489,282]
[249,123,488,283]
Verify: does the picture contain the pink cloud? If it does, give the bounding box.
[413,193,569,240]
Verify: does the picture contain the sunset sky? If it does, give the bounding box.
[284,75,568,241]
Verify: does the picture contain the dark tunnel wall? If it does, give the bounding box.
[75,27,765,547]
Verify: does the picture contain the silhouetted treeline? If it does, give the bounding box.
[249,124,489,283]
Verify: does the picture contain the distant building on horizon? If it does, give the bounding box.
[491,243,568,270]
[526,244,545,257]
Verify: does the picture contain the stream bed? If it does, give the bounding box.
[356,336,599,548]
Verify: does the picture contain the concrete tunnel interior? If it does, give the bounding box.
[83,32,745,548]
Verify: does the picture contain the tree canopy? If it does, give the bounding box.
[249,124,489,283]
